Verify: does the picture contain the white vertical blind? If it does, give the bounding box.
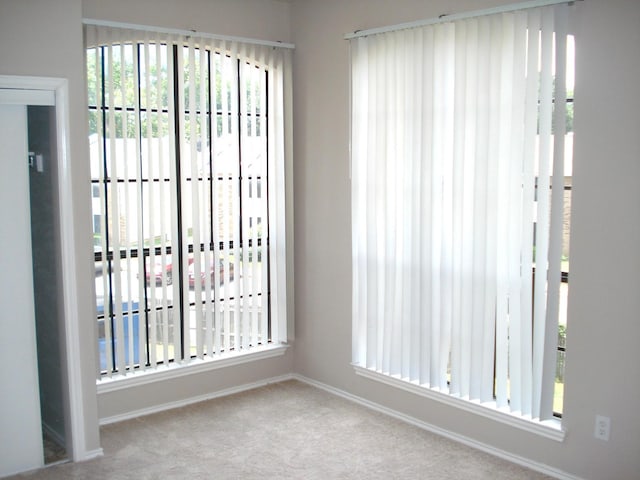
[351,4,572,420]
[86,24,291,376]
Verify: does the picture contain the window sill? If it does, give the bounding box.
[97,344,289,394]
[353,364,565,442]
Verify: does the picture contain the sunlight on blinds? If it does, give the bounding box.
[86,24,291,377]
[351,3,573,422]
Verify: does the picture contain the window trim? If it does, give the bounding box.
[353,365,565,441]
[97,343,288,394]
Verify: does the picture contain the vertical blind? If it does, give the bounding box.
[351,4,571,420]
[86,24,291,376]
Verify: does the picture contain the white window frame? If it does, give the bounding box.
[85,23,293,385]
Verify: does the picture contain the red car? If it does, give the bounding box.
[145,254,233,288]
[188,257,234,288]
[144,255,176,286]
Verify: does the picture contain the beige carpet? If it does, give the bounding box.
[12,380,554,479]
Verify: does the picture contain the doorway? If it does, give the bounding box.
[0,83,75,476]
[27,105,69,465]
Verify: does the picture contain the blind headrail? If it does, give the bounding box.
[344,0,581,40]
[83,18,295,50]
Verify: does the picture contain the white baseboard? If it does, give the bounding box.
[76,448,104,462]
[291,374,584,480]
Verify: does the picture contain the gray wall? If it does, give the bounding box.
[82,0,291,41]
[290,1,640,479]
[0,0,101,459]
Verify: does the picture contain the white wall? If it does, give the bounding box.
[0,105,43,477]
[290,1,640,479]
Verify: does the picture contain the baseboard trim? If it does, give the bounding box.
[291,374,584,480]
[99,373,295,425]
[76,448,104,462]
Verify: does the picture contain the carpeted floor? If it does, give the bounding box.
[11,380,554,479]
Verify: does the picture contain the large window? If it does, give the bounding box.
[86,24,291,377]
[350,4,574,428]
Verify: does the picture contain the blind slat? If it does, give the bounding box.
[542,3,569,420]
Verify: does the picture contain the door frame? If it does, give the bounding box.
[0,75,90,463]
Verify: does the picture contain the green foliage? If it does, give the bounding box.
[87,44,266,141]
[87,45,171,138]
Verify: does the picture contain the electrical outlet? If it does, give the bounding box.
[594,415,611,441]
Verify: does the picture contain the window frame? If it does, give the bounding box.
[349,4,574,437]
[85,26,292,381]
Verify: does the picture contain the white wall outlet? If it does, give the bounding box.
[594,415,611,441]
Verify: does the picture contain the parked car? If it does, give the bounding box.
[188,257,234,288]
[144,255,175,286]
[144,254,234,288]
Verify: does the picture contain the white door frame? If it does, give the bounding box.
[0,75,89,463]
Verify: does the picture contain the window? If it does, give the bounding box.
[350,4,574,428]
[552,41,574,416]
[86,24,291,377]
